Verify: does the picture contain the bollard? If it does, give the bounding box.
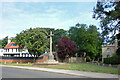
[95,63,97,65]
[102,64,104,66]
[97,63,100,66]
[118,64,120,69]
[109,64,111,67]
[4,62,6,64]
[17,62,18,64]
[28,62,30,64]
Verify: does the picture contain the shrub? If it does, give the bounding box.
[86,56,91,62]
[57,37,77,61]
[104,55,120,64]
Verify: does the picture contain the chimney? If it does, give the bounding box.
[8,37,11,44]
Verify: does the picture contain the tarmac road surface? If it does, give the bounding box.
[1,66,119,80]
[2,67,85,78]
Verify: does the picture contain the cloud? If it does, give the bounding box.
[51,12,100,30]
[1,2,100,39]
[1,0,97,2]
[1,2,67,39]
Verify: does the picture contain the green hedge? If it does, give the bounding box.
[104,55,120,64]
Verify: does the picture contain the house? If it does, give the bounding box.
[102,39,118,62]
[0,48,5,56]
[3,38,29,56]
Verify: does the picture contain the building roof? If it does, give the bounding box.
[4,42,19,49]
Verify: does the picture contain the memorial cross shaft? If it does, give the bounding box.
[49,31,53,56]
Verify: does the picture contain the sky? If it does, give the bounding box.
[0,2,100,39]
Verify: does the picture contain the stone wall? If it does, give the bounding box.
[57,57,84,63]
[35,56,48,63]
[0,56,48,63]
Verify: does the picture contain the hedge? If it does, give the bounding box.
[104,55,120,64]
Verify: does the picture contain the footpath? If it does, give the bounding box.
[0,65,119,78]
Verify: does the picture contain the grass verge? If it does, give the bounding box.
[1,62,119,75]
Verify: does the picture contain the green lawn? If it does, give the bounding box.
[1,62,119,74]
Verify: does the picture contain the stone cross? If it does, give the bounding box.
[42,31,58,64]
[49,31,54,56]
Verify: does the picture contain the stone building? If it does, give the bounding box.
[102,39,118,62]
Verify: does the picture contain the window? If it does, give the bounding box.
[12,49,13,52]
[107,55,110,58]
[16,49,17,52]
[106,48,110,53]
[1,50,3,52]
[11,43,17,46]
[8,49,9,52]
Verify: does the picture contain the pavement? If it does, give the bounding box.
[0,65,119,78]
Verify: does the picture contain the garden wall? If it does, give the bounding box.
[57,57,84,63]
[0,56,48,63]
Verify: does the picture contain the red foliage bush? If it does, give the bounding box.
[57,36,77,59]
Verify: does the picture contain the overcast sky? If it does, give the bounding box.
[0,2,100,39]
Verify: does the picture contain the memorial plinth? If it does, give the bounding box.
[43,54,58,64]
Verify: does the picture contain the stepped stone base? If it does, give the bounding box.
[43,59,59,64]
[34,54,59,65]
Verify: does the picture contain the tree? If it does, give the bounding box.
[86,25,102,61]
[116,33,120,55]
[57,36,77,61]
[68,24,102,61]
[93,1,120,41]
[0,40,2,48]
[68,24,88,57]
[15,28,49,62]
[2,36,8,48]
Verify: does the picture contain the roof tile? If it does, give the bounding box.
[4,42,19,49]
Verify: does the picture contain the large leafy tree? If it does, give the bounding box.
[15,28,49,58]
[93,1,120,41]
[57,36,77,61]
[69,24,102,61]
[69,24,87,57]
[1,36,8,48]
[86,25,102,61]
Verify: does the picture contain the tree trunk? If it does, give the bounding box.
[33,52,36,63]
[33,56,35,63]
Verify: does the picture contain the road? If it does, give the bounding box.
[2,67,85,78]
